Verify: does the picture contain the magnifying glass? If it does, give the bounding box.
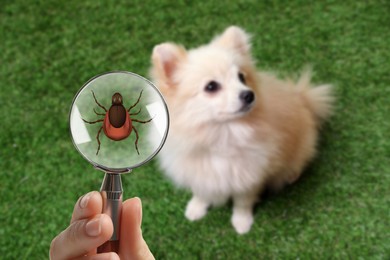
[69,71,169,252]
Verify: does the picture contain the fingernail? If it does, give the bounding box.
[135,197,142,227]
[86,216,102,237]
[79,192,93,209]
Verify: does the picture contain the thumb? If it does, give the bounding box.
[119,197,154,260]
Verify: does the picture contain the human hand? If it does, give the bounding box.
[50,191,154,259]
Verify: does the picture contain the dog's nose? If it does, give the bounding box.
[240,90,255,105]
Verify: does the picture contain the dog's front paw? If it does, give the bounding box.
[231,211,254,234]
[185,197,209,221]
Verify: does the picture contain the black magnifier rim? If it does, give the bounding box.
[69,71,169,173]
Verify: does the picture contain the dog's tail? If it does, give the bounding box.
[297,69,334,124]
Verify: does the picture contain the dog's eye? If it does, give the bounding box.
[238,72,246,84]
[204,81,221,93]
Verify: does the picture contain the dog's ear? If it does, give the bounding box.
[151,43,187,88]
[212,26,251,55]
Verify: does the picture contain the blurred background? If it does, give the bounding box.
[0,0,389,258]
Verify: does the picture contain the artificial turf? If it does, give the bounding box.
[0,0,389,259]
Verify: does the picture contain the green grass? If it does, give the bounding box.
[1,0,389,259]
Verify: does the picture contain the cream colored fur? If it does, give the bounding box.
[150,26,333,234]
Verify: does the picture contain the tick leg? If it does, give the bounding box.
[82,118,104,124]
[96,126,103,155]
[128,90,143,112]
[132,117,153,124]
[93,108,105,116]
[91,91,107,112]
[132,126,140,155]
[130,107,142,116]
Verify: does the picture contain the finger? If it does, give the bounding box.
[50,214,113,259]
[119,197,155,260]
[74,252,120,260]
[71,191,103,223]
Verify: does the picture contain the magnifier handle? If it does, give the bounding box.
[97,173,123,253]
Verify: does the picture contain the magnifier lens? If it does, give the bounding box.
[69,71,169,172]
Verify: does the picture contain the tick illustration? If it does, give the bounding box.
[82,90,153,155]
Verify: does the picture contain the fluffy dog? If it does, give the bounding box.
[150,26,333,234]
